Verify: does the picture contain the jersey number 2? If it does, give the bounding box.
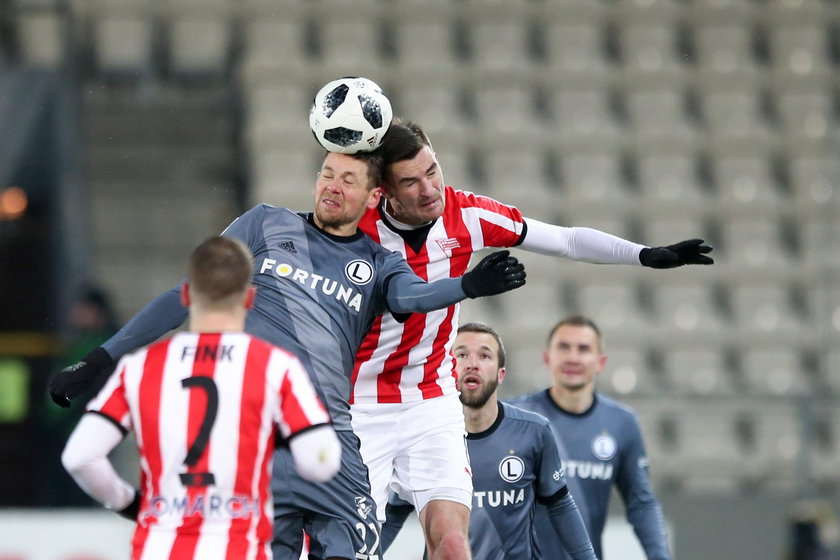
[179,376,218,487]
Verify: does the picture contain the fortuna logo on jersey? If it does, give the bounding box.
[435,238,460,257]
[259,258,367,312]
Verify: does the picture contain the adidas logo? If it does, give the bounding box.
[278,241,297,254]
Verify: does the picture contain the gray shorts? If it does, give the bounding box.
[271,430,381,560]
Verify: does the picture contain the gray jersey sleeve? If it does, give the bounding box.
[617,416,672,560]
[385,269,465,314]
[545,492,598,560]
[101,287,187,361]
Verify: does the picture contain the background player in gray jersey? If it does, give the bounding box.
[381,322,597,560]
[48,149,526,560]
[508,315,672,560]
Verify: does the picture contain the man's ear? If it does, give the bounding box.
[244,285,257,310]
[498,367,507,386]
[366,186,383,209]
[180,282,191,308]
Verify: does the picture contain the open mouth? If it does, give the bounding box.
[460,375,481,390]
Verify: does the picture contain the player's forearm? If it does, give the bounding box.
[521,218,644,265]
[386,275,465,314]
[62,414,135,511]
[627,503,672,560]
[546,490,598,560]
[101,286,187,361]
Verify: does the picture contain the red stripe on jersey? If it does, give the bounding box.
[227,337,270,553]
[377,242,431,403]
[132,339,171,554]
[350,315,382,405]
[97,363,130,424]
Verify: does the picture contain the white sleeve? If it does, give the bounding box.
[61,413,136,511]
[520,217,646,265]
[288,425,342,483]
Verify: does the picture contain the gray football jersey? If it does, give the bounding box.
[508,391,671,560]
[466,402,568,560]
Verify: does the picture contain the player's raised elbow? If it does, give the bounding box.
[289,425,342,482]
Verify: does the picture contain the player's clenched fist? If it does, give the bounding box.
[48,346,114,407]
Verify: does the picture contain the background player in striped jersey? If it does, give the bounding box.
[380,322,597,559]
[61,236,341,560]
[349,119,711,560]
[508,315,672,560]
[50,149,526,560]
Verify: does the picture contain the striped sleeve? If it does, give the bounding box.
[272,350,331,437]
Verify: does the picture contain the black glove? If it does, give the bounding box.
[639,239,714,269]
[48,346,115,408]
[461,250,526,298]
[116,489,141,521]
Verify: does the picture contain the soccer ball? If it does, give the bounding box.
[309,77,393,154]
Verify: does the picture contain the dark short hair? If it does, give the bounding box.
[188,236,253,308]
[457,322,506,368]
[546,314,604,353]
[379,118,432,167]
[324,149,386,190]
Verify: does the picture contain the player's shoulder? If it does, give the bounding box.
[501,401,552,429]
[595,393,639,420]
[506,389,551,410]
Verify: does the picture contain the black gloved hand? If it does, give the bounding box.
[116,489,141,521]
[461,250,526,298]
[48,346,115,408]
[639,239,714,269]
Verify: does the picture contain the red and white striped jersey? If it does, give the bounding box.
[87,331,330,560]
[352,186,525,404]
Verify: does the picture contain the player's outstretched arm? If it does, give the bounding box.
[386,250,526,314]
[62,413,140,520]
[519,218,713,268]
[49,287,188,407]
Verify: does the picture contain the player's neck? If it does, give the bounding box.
[549,384,594,414]
[188,311,247,333]
[463,397,500,434]
[382,199,432,230]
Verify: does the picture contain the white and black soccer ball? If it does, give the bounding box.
[309,77,393,154]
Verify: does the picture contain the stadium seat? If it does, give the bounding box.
[169,17,231,76]
[544,20,610,77]
[808,407,840,488]
[801,219,840,270]
[396,83,470,140]
[650,281,727,337]
[242,19,310,76]
[14,11,63,67]
[550,88,622,141]
[623,86,695,141]
[716,217,795,271]
[479,148,556,220]
[712,155,785,211]
[245,83,312,145]
[726,281,809,337]
[768,21,832,77]
[700,88,772,140]
[469,19,539,72]
[316,20,386,77]
[249,147,321,209]
[739,347,813,397]
[774,87,835,142]
[572,280,648,331]
[823,349,840,396]
[617,21,686,75]
[599,347,660,396]
[472,84,549,142]
[741,404,801,489]
[667,403,756,491]
[692,21,759,76]
[391,20,460,74]
[788,154,838,209]
[634,152,706,205]
[660,348,733,396]
[557,151,632,205]
[94,15,154,75]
